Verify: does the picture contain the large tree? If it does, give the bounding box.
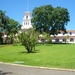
[0,10,21,44]
[0,10,9,43]
[7,19,21,35]
[0,10,9,32]
[32,5,70,35]
[6,19,21,44]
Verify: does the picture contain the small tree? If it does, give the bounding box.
[64,35,69,43]
[39,32,52,44]
[18,28,39,53]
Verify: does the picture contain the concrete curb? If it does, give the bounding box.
[0,62,75,72]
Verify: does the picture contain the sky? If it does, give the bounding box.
[0,0,75,30]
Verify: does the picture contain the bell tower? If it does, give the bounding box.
[21,0,32,30]
[21,12,32,30]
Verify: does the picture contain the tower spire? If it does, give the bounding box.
[27,0,29,12]
[21,0,32,30]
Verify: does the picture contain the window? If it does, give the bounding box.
[70,38,74,42]
[69,32,72,35]
[28,22,29,25]
[26,16,28,19]
[24,22,25,25]
[63,38,66,42]
[26,22,27,25]
[55,38,59,42]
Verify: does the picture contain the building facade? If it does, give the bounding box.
[21,12,32,30]
[51,30,75,43]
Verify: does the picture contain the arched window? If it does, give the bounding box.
[28,22,29,25]
[70,38,74,42]
[26,22,27,25]
[70,32,72,35]
[63,38,65,42]
[26,16,28,19]
[55,38,59,42]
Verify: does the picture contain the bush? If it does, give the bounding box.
[18,28,39,53]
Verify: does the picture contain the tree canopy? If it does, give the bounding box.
[7,19,21,35]
[0,10,9,33]
[32,5,70,35]
[0,10,21,34]
[0,10,21,44]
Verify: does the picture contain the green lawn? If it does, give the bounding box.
[0,44,75,69]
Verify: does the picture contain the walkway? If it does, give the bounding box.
[0,62,75,75]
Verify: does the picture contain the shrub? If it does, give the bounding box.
[18,28,39,53]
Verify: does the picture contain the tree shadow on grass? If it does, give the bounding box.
[52,42,71,45]
[0,70,12,75]
[18,49,40,55]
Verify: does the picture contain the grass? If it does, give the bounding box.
[0,44,75,69]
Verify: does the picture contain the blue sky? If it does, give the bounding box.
[0,0,75,30]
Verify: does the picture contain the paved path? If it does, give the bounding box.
[0,63,75,75]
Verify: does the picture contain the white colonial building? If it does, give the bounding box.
[21,12,33,30]
[51,30,75,43]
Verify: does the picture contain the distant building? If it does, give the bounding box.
[51,30,75,43]
[21,12,33,30]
